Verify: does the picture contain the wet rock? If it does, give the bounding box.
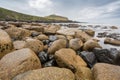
[110,26,118,29]
[13,67,75,80]
[83,40,102,51]
[25,38,44,53]
[69,38,83,50]
[43,59,57,67]
[42,40,50,45]
[5,27,31,40]
[0,48,41,80]
[97,32,120,40]
[80,51,97,68]
[55,48,87,71]
[101,26,108,29]
[92,63,120,80]
[85,29,95,36]
[97,32,107,38]
[104,38,120,46]
[37,34,49,41]
[44,25,60,34]
[106,33,120,40]
[67,24,80,28]
[94,48,120,65]
[48,39,67,54]
[94,25,101,28]
[0,29,13,59]
[75,67,93,80]
[48,42,53,47]
[49,35,57,42]
[114,51,120,66]
[13,41,26,50]
[93,48,114,64]
[48,54,54,60]
[38,51,48,64]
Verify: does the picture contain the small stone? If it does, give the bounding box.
[31,31,40,37]
[42,40,50,45]
[38,51,49,64]
[49,35,57,42]
[43,59,57,67]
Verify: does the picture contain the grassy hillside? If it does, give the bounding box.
[45,14,69,21]
[0,7,71,22]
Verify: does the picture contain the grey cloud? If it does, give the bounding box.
[0,0,120,25]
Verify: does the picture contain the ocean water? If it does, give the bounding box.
[54,23,120,50]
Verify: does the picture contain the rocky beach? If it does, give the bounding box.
[0,21,120,80]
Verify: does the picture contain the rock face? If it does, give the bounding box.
[0,48,41,80]
[92,63,120,80]
[104,38,120,46]
[0,29,13,59]
[5,27,31,40]
[83,40,102,51]
[44,25,60,34]
[85,29,95,36]
[25,38,44,53]
[80,51,97,68]
[75,67,93,80]
[55,48,87,72]
[13,67,75,80]
[69,38,83,50]
[13,41,26,50]
[48,39,67,54]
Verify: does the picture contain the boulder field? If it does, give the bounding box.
[0,21,120,80]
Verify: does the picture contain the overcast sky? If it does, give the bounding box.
[0,0,120,25]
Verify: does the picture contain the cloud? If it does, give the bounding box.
[0,0,120,25]
[77,0,120,21]
[27,0,54,16]
[28,0,52,9]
